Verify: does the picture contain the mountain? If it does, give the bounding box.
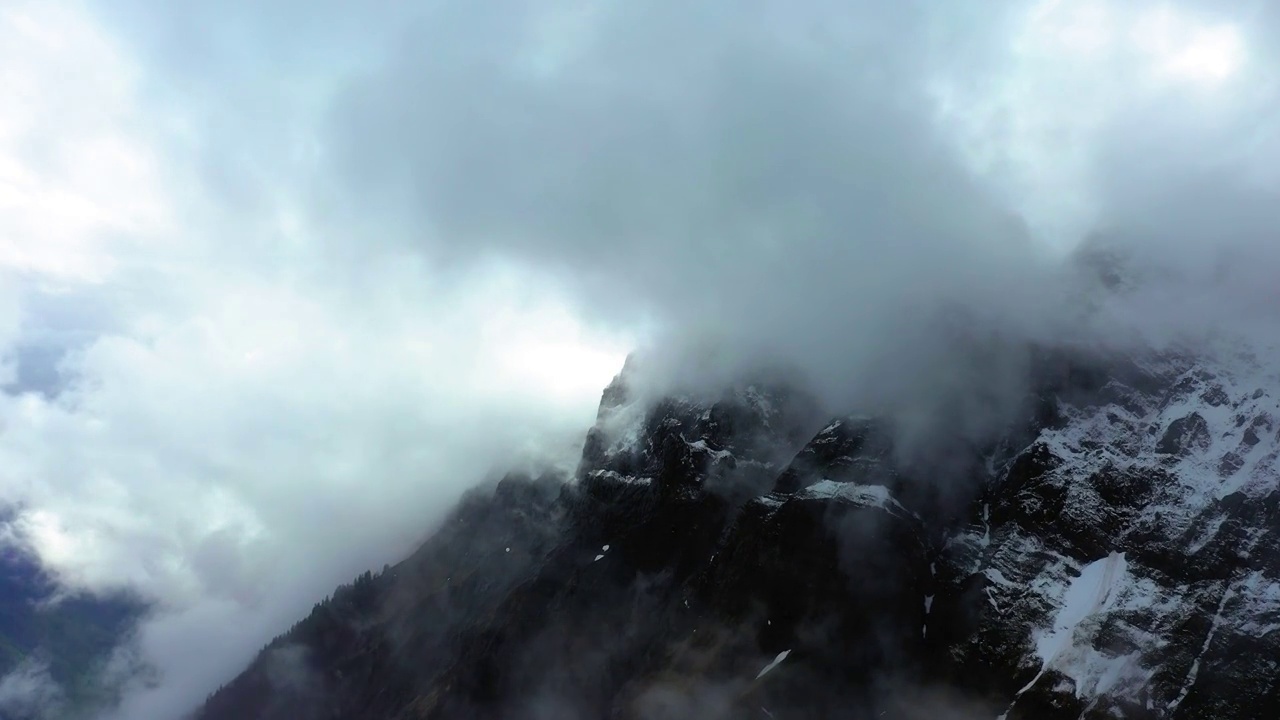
[193,341,1280,719]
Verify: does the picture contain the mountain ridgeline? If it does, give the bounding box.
[195,343,1280,719]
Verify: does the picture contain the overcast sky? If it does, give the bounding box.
[3,0,1280,717]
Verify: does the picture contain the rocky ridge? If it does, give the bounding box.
[194,341,1280,719]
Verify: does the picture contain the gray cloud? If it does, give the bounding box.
[320,0,1069,404]
[318,0,1280,406]
[0,660,65,720]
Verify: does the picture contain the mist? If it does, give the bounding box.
[319,0,1280,417]
[3,0,1280,717]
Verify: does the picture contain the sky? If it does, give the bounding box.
[2,0,1280,717]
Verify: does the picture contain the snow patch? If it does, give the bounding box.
[1026,553,1150,701]
[588,469,653,486]
[795,480,910,516]
[984,569,1016,588]
[1235,571,1280,637]
[754,650,791,680]
[754,494,785,509]
[1169,581,1235,711]
[685,437,733,462]
[1035,553,1127,668]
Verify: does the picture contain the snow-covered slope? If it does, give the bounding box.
[943,346,1280,718]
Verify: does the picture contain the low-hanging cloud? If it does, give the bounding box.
[323,0,1061,396]
[4,0,1280,717]
[311,0,1280,443]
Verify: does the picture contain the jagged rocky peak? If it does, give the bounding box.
[580,352,824,499]
[193,334,1280,720]
[595,352,639,418]
[773,416,895,495]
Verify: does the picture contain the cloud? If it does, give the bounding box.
[0,660,65,720]
[3,0,1280,717]
[0,265,628,717]
[0,1,172,283]
[313,0,1280,423]
[319,0,1073,402]
[314,0,1280,399]
[0,282,20,389]
[0,3,626,718]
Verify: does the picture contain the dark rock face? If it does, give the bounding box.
[1157,413,1211,456]
[195,348,1280,719]
[772,417,896,495]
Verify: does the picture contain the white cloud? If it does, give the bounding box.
[0,256,628,717]
[0,2,628,717]
[0,1,172,283]
[932,0,1260,249]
